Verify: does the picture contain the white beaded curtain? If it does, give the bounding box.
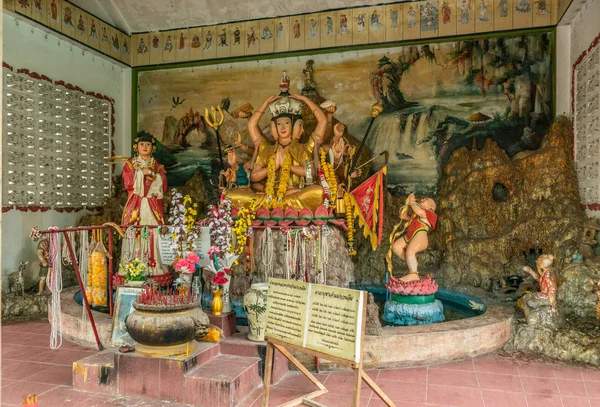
[2,67,111,208]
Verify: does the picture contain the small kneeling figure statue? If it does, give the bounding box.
[521,254,563,328]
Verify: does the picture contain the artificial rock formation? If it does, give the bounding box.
[434,116,584,289]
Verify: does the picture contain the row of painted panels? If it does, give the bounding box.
[5,0,569,68]
[131,0,556,66]
[4,0,131,64]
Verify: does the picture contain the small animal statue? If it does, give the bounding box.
[8,261,28,296]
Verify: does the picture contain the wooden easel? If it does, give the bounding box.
[262,291,395,407]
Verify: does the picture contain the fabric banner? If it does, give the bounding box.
[349,166,387,250]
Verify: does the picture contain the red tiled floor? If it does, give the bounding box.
[427,384,484,407]
[584,370,600,382]
[477,372,523,392]
[376,366,426,383]
[521,376,560,395]
[429,359,475,371]
[519,362,558,378]
[1,361,54,380]
[324,371,374,398]
[311,392,370,407]
[473,356,520,375]
[481,390,528,407]
[0,380,59,405]
[558,379,589,397]
[25,365,74,386]
[4,321,600,407]
[428,368,479,388]
[561,396,593,407]
[526,393,563,407]
[556,366,585,380]
[374,380,426,403]
[587,384,600,398]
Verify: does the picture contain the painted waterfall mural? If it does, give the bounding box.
[137,31,553,195]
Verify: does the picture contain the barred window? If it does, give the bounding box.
[2,67,112,208]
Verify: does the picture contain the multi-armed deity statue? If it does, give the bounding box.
[226,74,331,211]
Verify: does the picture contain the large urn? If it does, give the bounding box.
[243,283,269,341]
[125,300,200,356]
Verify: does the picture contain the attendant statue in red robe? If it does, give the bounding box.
[121,134,170,280]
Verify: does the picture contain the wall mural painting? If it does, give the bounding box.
[137,31,553,195]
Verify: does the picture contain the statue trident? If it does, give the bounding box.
[204,105,225,170]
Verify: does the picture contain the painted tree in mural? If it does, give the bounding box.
[369,55,417,112]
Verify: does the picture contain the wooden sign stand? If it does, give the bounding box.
[262,291,395,407]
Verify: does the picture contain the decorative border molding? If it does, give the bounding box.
[5,0,561,69]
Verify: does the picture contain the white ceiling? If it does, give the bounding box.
[69,0,404,34]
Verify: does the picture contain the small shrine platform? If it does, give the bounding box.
[56,286,289,406]
[72,338,287,406]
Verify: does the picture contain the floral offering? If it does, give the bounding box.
[122,258,148,282]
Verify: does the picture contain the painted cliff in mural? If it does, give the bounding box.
[137,32,553,194]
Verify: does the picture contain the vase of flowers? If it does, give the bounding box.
[122,258,148,287]
[206,247,238,315]
[174,252,201,293]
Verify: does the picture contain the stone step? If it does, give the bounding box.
[116,341,220,403]
[183,354,263,407]
[72,349,117,394]
[220,333,289,385]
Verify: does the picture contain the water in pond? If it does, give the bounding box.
[351,284,486,324]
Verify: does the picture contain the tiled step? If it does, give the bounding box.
[72,349,117,394]
[116,341,220,403]
[220,333,289,384]
[183,354,263,407]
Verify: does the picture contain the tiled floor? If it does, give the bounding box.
[2,321,600,407]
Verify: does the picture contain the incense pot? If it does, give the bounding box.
[125,300,201,357]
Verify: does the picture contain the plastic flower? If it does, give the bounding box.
[186,252,201,265]
[207,246,221,257]
[174,258,194,274]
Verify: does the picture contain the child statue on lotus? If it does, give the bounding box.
[383,193,443,326]
[389,193,438,282]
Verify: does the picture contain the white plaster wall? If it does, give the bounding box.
[553,0,600,218]
[1,13,132,289]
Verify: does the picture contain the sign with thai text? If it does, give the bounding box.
[265,278,364,363]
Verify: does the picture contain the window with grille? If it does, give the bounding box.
[2,66,112,209]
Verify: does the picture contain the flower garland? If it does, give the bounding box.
[207,198,233,253]
[232,206,255,255]
[344,193,357,256]
[168,191,199,258]
[319,150,337,208]
[265,151,292,209]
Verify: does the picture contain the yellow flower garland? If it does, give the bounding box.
[265,151,292,209]
[232,206,255,254]
[344,193,357,256]
[319,150,337,208]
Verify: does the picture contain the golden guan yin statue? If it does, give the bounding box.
[226,77,328,211]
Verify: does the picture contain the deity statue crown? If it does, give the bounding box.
[268,97,303,121]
